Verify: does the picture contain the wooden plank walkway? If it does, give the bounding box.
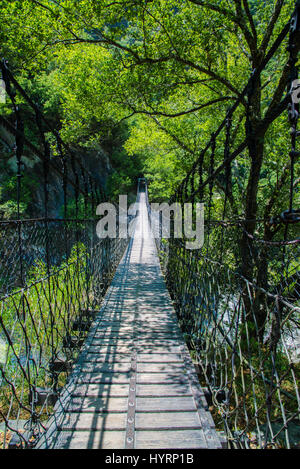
[37,191,222,449]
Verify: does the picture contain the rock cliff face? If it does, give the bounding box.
[0,125,114,292]
[0,118,112,218]
[30,144,113,218]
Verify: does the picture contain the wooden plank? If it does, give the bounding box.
[137,363,185,373]
[135,334,182,340]
[136,330,181,336]
[135,345,182,354]
[138,307,175,312]
[94,324,179,333]
[79,353,132,363]
[136,384,192,397]
[95,320,134,326]
[135,314,176,319]
[135,412,201,430]
[136,397,196,412]
[46,431,126,449]
[92,332,181,340]
[71,384,129,397]
[135,339,182,346]
[137,353,183,362]
[136,373,189,384]
[75,372,131,384]
[135,429,208,449]
[64,397,128,413]
[90,339,134,346]
[92,332,133,339]
[80,363,132,373]
[87,345,133,354]
[57,412,127,431]
[87,338,181,350]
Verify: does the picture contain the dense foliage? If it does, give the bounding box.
[0,0,297,205]
[0,1,299,449]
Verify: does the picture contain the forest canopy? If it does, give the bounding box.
[0,0,298,212]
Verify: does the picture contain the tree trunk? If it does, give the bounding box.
[239,70,268,342]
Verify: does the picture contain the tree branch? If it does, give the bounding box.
[150,117,196,156]
[259,0,285,55]
[242,0,257,45]
[124,96,235,118]
[264,161,291,222]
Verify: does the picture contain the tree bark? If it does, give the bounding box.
[239,68,268,341]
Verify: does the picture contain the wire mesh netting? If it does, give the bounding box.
[0,222,128,448]
[154,227,299,448]
[147,3,300,449]
[0,61,129,448]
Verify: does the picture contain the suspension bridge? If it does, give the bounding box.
[0,3,299,450]
[34,186,222,449]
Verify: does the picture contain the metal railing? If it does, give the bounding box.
[148,3,300,449]
[0,62,129,448]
